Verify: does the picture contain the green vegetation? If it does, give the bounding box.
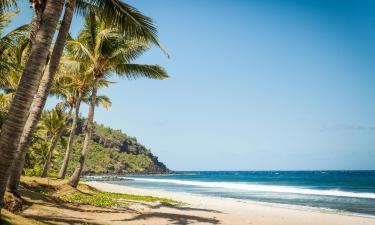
[30,120,170,176]
[0,0,170,219]
[2,177,182,224]
[22,176,180,207]
[65,11,168,187]
[98,192,182,205]
[60,189,181,207]
[61,192,128,207]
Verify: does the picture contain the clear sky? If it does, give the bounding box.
[10,0,375,170]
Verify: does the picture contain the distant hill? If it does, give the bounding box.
[61,118,171,175]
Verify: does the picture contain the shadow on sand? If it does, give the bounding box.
[21,214,103,225]
[151,202,223,213]
[116,212,221,225]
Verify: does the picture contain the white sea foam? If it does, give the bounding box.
[121,177,375,199]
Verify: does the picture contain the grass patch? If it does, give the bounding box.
[60,190,182,207]
[98,191,182,205]
[59,192,128,208]
[19,177,182,208]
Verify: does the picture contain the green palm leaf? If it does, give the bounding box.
[0,0,17,12]
[76,0,169,57]
[114,64,168,80]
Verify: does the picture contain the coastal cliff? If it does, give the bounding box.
[62,119,171,175]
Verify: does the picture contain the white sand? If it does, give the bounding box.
[86,181,375,225]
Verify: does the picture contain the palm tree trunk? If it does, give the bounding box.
[40,124,65,178]
[27,1,45,57]
[69,78,99,188]
[6,0,76,194]
[0,0,64,217]
[5,5,43,197]
[40,137,55,178]
[58,91,82,179]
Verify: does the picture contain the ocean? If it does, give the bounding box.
[97,171,375,216]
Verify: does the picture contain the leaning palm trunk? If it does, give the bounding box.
[40,125,65,178]
[6,0,76,194]
[69,78,99,188]
[6,5,44,196]
[58,91,83,179]
[0,0,64,216]
[27,1,45,57]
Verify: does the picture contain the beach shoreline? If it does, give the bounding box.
[86,181,375,225]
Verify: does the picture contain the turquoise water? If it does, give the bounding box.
[96,171,375,216]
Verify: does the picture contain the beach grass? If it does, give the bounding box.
[96,191,182,204]
[14,176,181,208]
[2,176,183,224]
[59,192,129,207]
[59,189,181,207]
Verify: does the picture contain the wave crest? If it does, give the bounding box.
[122,177,375,199]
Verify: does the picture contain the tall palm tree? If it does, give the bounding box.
[68,12,168,188]
[6,0,75,193]
[56,58,113,179]
[0,0,64,215]
[5,0,167,197]
[40,107,69,177]
[7,0,168,195]
[41,67,112,178]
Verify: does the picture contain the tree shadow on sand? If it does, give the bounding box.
[19,184,139,214]
[150,202,223,214]
[21,214,103,225]
[116,212,221,225]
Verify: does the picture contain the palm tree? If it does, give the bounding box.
[6,0,168,195]
[38,68,112,178]
[68,12,168,187]
[6,0,76,192]
[40,106,70,177]
[0,9,29,79]
[0,0,64,216]
[56,59,112,179]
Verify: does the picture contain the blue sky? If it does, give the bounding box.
[10,0,375,170]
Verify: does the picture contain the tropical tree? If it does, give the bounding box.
[68,12,169,187]
[0,11,29,127]
[56,59,113,179]
[0,0,65,216]
[0,9,29,74]
[6,0,167,196]
[40,107,70,177]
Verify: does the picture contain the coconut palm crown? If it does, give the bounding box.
[67,11,168,187]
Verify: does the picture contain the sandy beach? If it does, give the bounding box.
[85,181,375,225]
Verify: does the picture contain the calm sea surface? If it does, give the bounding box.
[92,171,375,216]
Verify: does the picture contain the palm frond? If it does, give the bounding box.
[66,40,95,63]
[98,79,116,88]
[95,95,111,109]
[0,23,30,55]
[114,63,169,80]
[76,0,169,57]
[0,0,17,14]
[108,38,150,63]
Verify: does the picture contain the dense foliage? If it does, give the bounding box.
[0,0,169,215]
[24,117,170,176]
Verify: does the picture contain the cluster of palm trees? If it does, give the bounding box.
[0,0,168,218]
